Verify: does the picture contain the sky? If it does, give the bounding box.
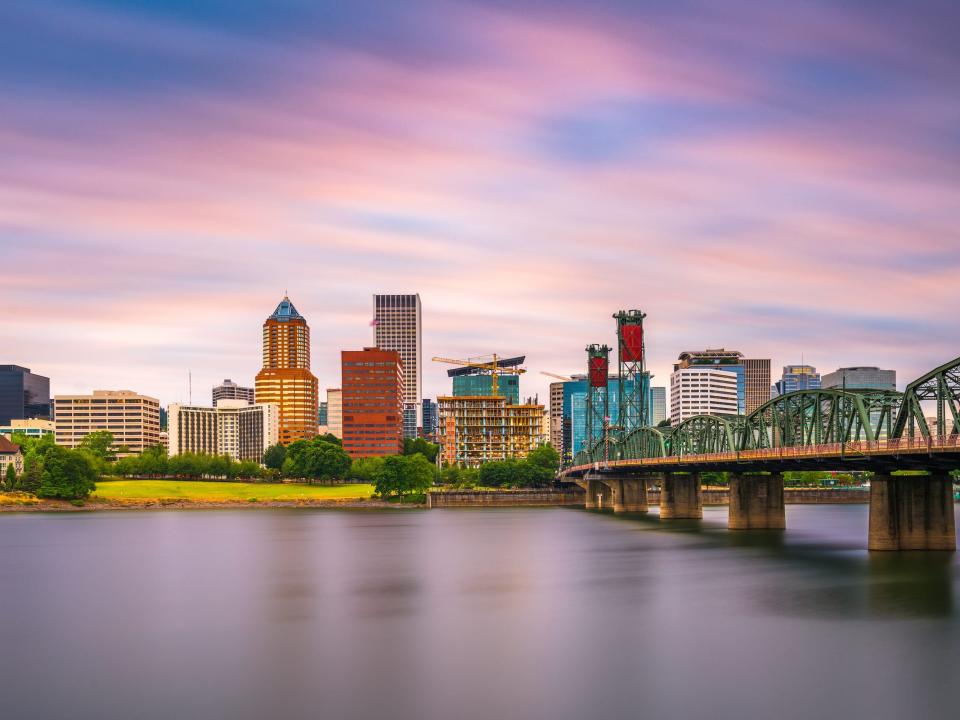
[2,0,959,407]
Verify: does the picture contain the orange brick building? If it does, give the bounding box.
[255,296,318,445]
[341,347,404,458]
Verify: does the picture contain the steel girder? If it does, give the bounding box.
[892,355,960,439]
[615,426,667,460]
[667,415,739,456]
[739,389,888,450]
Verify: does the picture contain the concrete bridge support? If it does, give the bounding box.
[729,473,785,530]
[608,476,649,513]
[868,474,956,551]
[660,473,702,520]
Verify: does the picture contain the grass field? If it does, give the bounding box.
[93,479,375,502]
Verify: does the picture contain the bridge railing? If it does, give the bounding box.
[562,434,960,473]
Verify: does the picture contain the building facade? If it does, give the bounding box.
[0,418,55,440]
[451,373,520,405]
[341,348,404,458]
[254,296,319,445]
[669,367,739,425]
[167,400,279,463]
[326,389,342,438]
[776,365,821,395]
[562,374,652,459]
[436,396,546,468]
[821,367,897,392]
[53,390,161,454]
[0,436,23,477]
[650,386,667,425]
[0,365,51,425]
[373,294,422,438]
[549,381,565,451]
[212,379,254,407]
[421,398,438,440]
[742,358,771,414]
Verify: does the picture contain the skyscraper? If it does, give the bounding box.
[549,381,565,451]
[326,389,342,438]
[421,398,438,440]
[373,294,421,439]
[777,365,821,395]
[669,367,739,424]
[742,358,771,413]
[0,365,51,424]
[341,348,404,458]
[212,379,254,407]
[254,296,319,445]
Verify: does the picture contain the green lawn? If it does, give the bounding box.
[94,479,374,502]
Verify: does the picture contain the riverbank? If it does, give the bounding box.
[0,496,415,512]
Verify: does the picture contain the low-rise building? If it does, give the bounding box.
[167,400,279,463]
[212,379,254,407]
[54,390,161,454]
[0,418,55,440]
[0,436,23,477]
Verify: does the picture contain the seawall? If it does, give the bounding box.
[427,489,585,508]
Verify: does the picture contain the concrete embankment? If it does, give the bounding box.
[427,489,585,508]
[428,487,871,508]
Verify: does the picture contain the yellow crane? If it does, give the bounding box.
[540,371,573,382]
[432,354,526,397]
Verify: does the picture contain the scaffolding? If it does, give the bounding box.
[436,395,546,468]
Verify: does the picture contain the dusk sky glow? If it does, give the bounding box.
[3,0,959,405]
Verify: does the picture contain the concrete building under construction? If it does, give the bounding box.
[437,396,546,468]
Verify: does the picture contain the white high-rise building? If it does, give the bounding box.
[373,294,422,438]
[326,388,343,439]
[670,367,739,425]
[167,400,279,463]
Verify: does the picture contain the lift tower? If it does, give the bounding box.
[585,344,611,457]
[613,309,647,436]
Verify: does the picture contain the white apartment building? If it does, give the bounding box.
[54,390,161,454]
[373,294,421,438]
[167,400,279,463]
[326,388,342,439]
[670,367,739,424]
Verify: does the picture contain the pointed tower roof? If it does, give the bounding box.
[268,296,304,322]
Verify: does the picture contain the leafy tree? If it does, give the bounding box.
[373,455,434,500]
[4,462,16,491]
[440,465,479,489]
[526,444,560,486]
[78,431,116,463]
[283,438,351,481]
[263,443,286,470]
[36,446,97,500]
[403,437,439,463]
[656,419,671,428]
[318,433,342,447]
[349,456,385,483]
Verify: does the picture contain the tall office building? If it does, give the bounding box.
[670,367,739,425]
[549,381,565,451]
[54,390,161,454]
[821,367,896,392]
[373,294,421,439]
[421,398,438,440]
[326,389,342,438]
[341,348,404,458]
[254,296,319,445]
[777,365,821,395]
[167,400,279,463]
[0,365,51,424]
[742,358,771,413]
[212,379,254,407]
[650,386,667,425]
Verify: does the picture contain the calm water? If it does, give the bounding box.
[2,505,959,720]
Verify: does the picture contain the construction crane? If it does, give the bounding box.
[540,371,573,382]
[432,354,526,397]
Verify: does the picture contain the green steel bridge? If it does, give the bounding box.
[561,352,960,551]
[563,355,960,476]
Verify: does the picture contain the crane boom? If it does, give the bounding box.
[431,354,526,398]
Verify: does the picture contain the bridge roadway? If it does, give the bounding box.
[561,435,960,551]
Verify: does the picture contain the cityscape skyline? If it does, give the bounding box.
[3,1,959,408]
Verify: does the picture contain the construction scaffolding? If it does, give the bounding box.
[437,395,546,468]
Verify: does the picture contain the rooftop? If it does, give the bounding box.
[268,296,304,322]
[0,435,21,454]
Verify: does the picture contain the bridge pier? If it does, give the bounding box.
[609,476,648,513]
[660,473,702,519]
[729,473,785,530]
[868,474,956,551]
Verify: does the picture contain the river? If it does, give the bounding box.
[1,505,958,720]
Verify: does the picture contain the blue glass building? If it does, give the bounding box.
[562,373,652,458]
